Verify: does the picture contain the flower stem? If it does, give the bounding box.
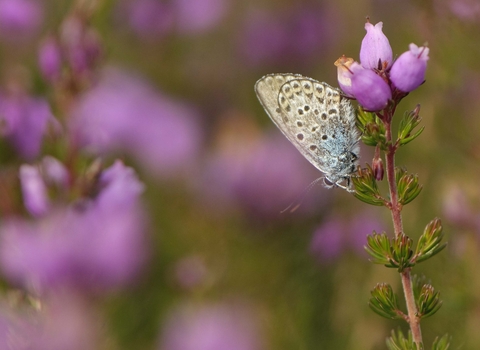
[384,118,423,348]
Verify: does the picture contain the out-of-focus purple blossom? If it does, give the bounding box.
[442,185,477,229]
[0,93,56,159]
[0,293,98,350]
[309,219,344,263]
[121,0,174,39]
[351,67,392,111]
[435,0,480,21]
[174,0,228,34]
[310,212,386,263]
[19,164,50,217]
[449,0,480,20]
[70,67,202,178]
[390,43,429,93]
[41,156,69,189]
[0,160,148,293]
[59,14,102,76]
[38,36,63,82]
[0,0,43,41]
[239,5,337,67]
[159,303,263,350]
[360,21,393,70]
[118,0,228,39]
[201,130,327,219]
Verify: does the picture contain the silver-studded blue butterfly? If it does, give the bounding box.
[255,73,359,192]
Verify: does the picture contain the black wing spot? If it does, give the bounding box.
[321,112,328,120]
[297,133,304,141]
[322,135,328,140]
[310,145,317,151]
[297,121,303,127]
[304,105,310,111]
[298,108,304,115]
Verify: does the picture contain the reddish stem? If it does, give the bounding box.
[384,118,423,347]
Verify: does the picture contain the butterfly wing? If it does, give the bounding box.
[255,73,357,176]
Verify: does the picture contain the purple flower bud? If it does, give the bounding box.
[389,43,429,92]
[41,156,69,189]
[360,21,393,70]
[0,94,56,159]
[159,303,263,350]
[38,36,63,82]
[351,68,392,111]
[0,0,43,41]
[19,164,50,217]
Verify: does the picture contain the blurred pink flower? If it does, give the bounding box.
[118,0,228,38]
[201,132,327,219]
[238,5,337,67]
[159,303,263,350]
[0,160,148,293]
[435,0,480,21]
[0,0,43,41]
[0,93,56,160]
[0,293,98,350]
[310,211,387,263]
[70,67,202,178]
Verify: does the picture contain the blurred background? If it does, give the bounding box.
[0,0,479,349]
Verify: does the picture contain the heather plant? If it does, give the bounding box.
[337,20,449,349]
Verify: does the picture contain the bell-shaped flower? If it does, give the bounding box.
[360,21,393,70]
[389,43,429,92]
[19,164,50,218]
[351,68,392,111]
[334,55,358,97]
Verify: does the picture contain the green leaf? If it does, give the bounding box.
[369,283,404,320]
[356,107,387,148]
[432,334,451,350]
[386,329,420,350]
[417,284,442,318]
[365,232,395,266]
[415,218,447,264]
[391,233,415,272]
[396,169,423,205]
[397,105,423,147]
[352,165,387,206]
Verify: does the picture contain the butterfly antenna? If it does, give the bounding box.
[280,177,324,213]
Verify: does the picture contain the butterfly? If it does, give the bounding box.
[255,73,359,192]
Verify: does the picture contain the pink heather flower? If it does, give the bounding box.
[0,0,43,41]
[351,67,392,111]
[360,21,393,70]
[201,132,328,219]
[69,67,202,179]
[19,164,50,217]
[38,36,63,82]
[0,293,98,350]
[310,212,387,263]
[0,94,56,160]
[335,56,360,97]
[159,303,263,350]
[239,5,336,67]
[118,0,228,38]
[0,160,148,293]
[390,43,429,92]
[59,15,102,76]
